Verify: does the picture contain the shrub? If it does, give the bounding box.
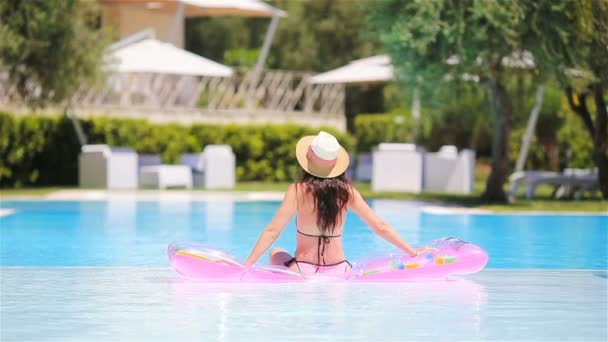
[557,112,595,169]
[0,113,353,187]
[354,108,413,152]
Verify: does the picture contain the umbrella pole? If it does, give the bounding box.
[169,1,185,46]
[411,88,421,142]
[246,13,280,109]
[515,83,545,173]
[64,102,87,146]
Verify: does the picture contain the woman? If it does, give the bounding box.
[244,131,434,275]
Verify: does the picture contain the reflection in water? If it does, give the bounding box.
[106,199,137,264]
[158,198,193,228]
[106,197,137,230]
[169,276,487,340]
[205,201,234,231]
[371,200,421,244]
[218,292,230,342]
[204,201,235,248]
[3,268,606,341]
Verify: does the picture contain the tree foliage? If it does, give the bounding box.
[367,0,608,201]
[522,0,608,198]
[186,0,379,71]
[0,0,110,107]
[367,1,525,97]
[367,0,528,202]
[185,0,385,129]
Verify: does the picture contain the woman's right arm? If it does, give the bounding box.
[349,187,420,257]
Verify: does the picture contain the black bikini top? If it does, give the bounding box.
[296,229,341,239]
[296,229,341,267]
[295,184,342,266]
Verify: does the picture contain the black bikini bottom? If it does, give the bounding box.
[284,257,352,270]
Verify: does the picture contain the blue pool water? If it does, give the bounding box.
[1,199,607,341]
[1,199,606,268]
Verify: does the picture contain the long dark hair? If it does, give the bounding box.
[299,171,352,234]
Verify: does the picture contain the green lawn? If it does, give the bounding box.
[0,187,67,197]
[2,182,605,213]
[354,183,607,213]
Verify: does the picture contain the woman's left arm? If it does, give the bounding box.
[244,184,297,267]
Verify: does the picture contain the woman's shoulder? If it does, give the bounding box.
[347,183,360,195]
[288,182,304,195]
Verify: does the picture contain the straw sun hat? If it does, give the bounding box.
[295,131,350,178]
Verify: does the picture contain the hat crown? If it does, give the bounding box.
[310,131,340,160]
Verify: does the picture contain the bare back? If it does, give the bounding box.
[293,183,347,265]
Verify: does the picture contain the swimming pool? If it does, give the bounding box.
[1,199,606,341]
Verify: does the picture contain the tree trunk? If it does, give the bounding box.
[482,78,512,203]
[592,84,608,198]
[566,85,608,199]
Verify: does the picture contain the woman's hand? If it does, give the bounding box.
[410,246,438,257]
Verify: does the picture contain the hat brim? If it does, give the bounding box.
[296,136,350,178]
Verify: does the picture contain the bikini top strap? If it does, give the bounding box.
[296,229,342,239]
[295,183,299,227]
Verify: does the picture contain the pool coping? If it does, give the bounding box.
[3,189,286,202]
[1,189,607,216]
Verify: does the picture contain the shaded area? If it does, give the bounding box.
[1,268,605,341]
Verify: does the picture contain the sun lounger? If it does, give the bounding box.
[509,169,599,199]
[138,153,192,189]
[179,145,236,189]
[201,145,236,189]
[79,144,138,189]
[138,154,162,168]
[372,143,424,192]
[370,143,475,194]
[354,153,372,182]
[180,153,205,188]
[424,146,475,194]
[139,165,193,189]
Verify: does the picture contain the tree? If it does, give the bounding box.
[0,0,109,107]
[185,0,379,72]
[185,0,384,130]
[267,0,379,71]
[368,1,527,202]
[186,17,264,66]
[523,0,608,199]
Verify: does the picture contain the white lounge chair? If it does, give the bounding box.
[180,145,236,189]
[79,144,138,189]
[138,154,192,189]
[139,165,193,189]
[180,153,205,188]
[370,144,475,194]
[201,145,236,189]
[509,169,599,199]
[424,145,475,194]
[372,143,425,192]
[354,153,373,182]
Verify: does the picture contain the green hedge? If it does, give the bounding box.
[354,108,414,152]
[354,107,594,173]
[0,113,353,187]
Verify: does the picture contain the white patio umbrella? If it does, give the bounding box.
[160,0,286,107]
[309,55,394,85]
[310,51,533,85]
[108,38,233,77]
[179,0,287,17]
[99,0,286,17]
[310,51,539,144]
